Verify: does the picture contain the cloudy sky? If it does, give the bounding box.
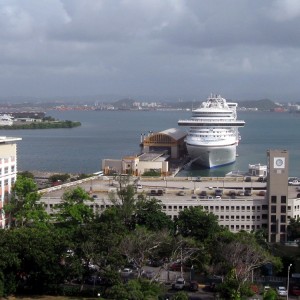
[1,0,300,102]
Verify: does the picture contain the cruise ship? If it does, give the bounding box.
[178,94,245,168]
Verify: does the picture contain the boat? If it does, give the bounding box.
[178,94,245,168]
[0,114,14,126]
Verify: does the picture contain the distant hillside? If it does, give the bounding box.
[237,99,279,110]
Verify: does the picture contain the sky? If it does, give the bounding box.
[1,0,300,102]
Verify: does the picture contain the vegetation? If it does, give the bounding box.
[0,120,81,130]
[0,175,286,299]
[142,169,161,177]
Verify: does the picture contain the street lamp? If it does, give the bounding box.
[287,263,292,300]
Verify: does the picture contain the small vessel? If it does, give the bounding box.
[178,94,245,168]
[0,114,14,126]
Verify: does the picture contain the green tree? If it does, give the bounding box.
[287,217,300,241]
[135,197,173,231]
[54,187,94,226]
[4,175,49,227]
[216,231,281,298]
[176,206,221,241]
[48,173,70,184]
[17,171,34,179]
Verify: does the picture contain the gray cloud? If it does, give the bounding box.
[0,0,300,101]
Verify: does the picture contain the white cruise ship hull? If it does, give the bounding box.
[186,143,237,168]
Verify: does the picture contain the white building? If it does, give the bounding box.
[0,136,22,228]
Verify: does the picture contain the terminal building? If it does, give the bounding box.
[102,128,187,176]
[0,136,22,228]
[41,149,299,243]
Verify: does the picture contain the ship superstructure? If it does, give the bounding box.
[178,94,245,168]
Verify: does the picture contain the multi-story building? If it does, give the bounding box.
[0,136,22,228]
[41,149,300,241]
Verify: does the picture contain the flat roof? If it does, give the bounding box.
[0,136,22,143]
[139,152,168,161]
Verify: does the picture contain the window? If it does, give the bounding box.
[281,215,286,223]
[271,224,276,233]
[4,167,8,174]
[271,195,277,203]
[281,196,287,203]
[271,215,276,222]
[280,225,286,232]
[11,165,15,173]
[262,205,268,210]
[231,215,234,220]
[281,206,286,213]
[271,206,276,213]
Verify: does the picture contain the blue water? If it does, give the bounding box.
[1,110,300,177]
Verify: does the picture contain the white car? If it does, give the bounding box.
[276,286,287,296]
[120,268,133,276]
[173,277,185,290]
[136,184,143,189]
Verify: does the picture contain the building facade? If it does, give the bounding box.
[267,149,289,243]
[0,136,22,228]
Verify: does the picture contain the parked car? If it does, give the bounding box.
[244,189,252,196]
[237,190,245,196]
[276,286,287,297]
[228,190,236,196]
[150,190,157,196]
[120,268,133,276]
[189,281,199,291]
[199,191,207,197]
[215,189,223,197]
[141,270,155,279]
[173,277,185,290]
[258,190,266,196]
[245,176,252,182]
[136,184,143,189]
[177,191,185,196]
[157,189,164,196]
[257,176,267,182]
[290,285,300,296]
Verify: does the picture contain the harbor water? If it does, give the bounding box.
[1,110,300,177]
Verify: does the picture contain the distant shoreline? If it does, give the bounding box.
[0,120,81,130]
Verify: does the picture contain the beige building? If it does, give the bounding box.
[102,152,169,176]
[0,136,22,228]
